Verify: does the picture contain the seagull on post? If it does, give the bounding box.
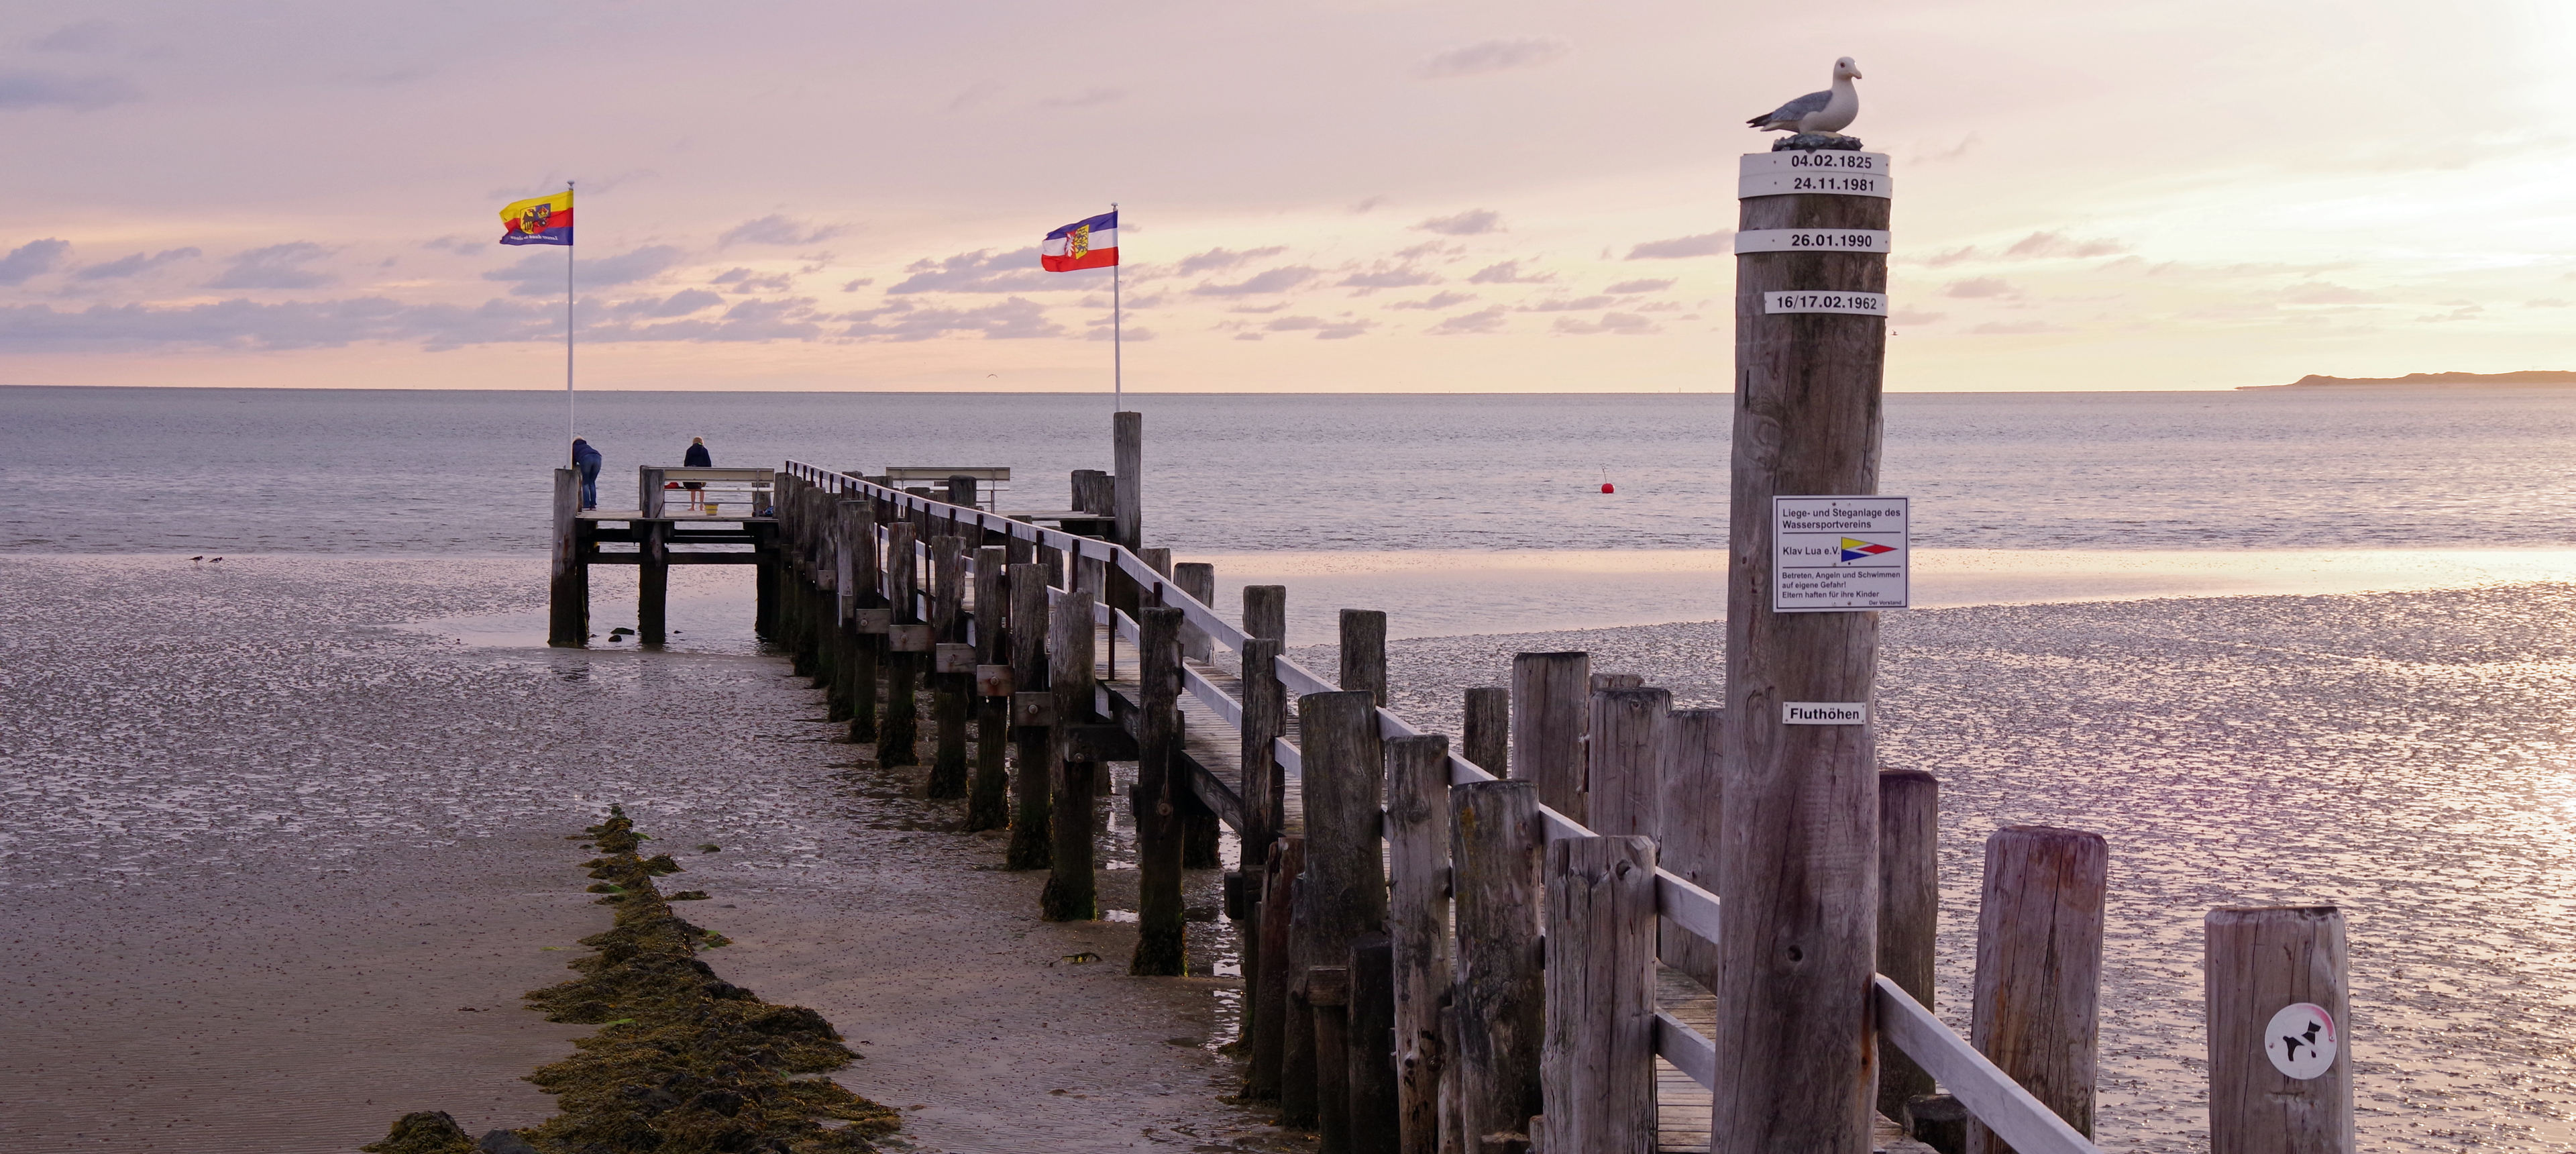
[1748,57,1863,137]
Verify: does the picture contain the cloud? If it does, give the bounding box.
[1604,278,1674,295]
[1428,306,1509,335]
[1265,315,1373,339]
[886,248,1070,294]
[1890,309,1947,325]
[1552,312,1660,335]
[0,239,72,285]
[843,297,1063,341]
[711,267,793,293]
[1413,209,1503,236]
[1388,291,1477,311]
[1624,232,1730,260]
[1466,260,1551,284]
[1191,266,1320,295]
[2528,298,2571,309]
[1226,302,1290,314]
[484,244,682,297]
[1040,87,1126,109]
[1175,246,1285,275]
[32,20,124,53]
[1918,246,1978,268]
[0,70,137,110]
[1415,38,1569,80]
[1968,320,2069,335]
[1942,277,2017,299]
[0,295,556,352]
[207,242,339,290]
[421,235,486,256]
[1340,265,1440,289]
[72,247,200,280]
[606,289,724,318]
[2003,231,2127,259]
[2278,282,2378,305]
[945,80,1004,113]
[1520,295,1618,312]
[841,278,875,292]
[719,215,844,248]
[1350,197,1388,214]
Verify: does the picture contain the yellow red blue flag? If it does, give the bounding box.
[499,189,574,246]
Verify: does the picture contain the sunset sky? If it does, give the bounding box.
[2,0,2571,393]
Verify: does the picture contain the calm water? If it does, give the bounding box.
[6,385,2576,554]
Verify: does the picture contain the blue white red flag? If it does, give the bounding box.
[1040,211,1118,271]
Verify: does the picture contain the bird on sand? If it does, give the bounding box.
[1747,57,1863,137]
[209,556,223,562]
[189,556,203,562]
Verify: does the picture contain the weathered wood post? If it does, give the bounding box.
[1967,825,2106,1154]
[1510,652,1589,825]
[2206,906,2352,1154]
[1040,586,1099,921]
[1585,686,1670,841]
[1876,769,1939,1128]
[946,473,977,510]
[1175,562,1216,662]
[1284,870,1320,1129]
[881,522,921,767]
[1242,584,1290,875]
[1300,690,1389,1143]
[639,468,670,646]
[1713,137,1894,1154]
[1350,933,1401,1154]
[843,498,882,743]
[1132,605,1189,974]
[1244,584,1287,649]
[1452,779,1544,1153]
[928,534,971,798]
[1656,708,1725,988]
[1250,836,1307,1102]
[1462,687,1508,778]
[1114,411,1143,552]
[1341,609,1389,706]
[1240,634,1287,1091]
[1004,562,1054,870]
[964,544,1012,831]
[1386,735,1452,1154]
[549,467,586,646]
[1542,835,1658,1153]
[1311,963,1354,1151]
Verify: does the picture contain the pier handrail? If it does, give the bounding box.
[778,460,2101,1153]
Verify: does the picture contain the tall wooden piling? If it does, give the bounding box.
[1386,735,1452,1154]
[1656,708,1725,990]
[1132,605,1189,975]
[1340,609,1389,706]
[1876,769,1939,1127]
[2206,906,2351,1154]
[843,499,881,743]
[1299,690,1389,1138]
[1350,934,1401,1154]
[1452,779,1544,1152]
[1462,687,1508,778]
[1113,411,1142,552]
[881,522,920,767]
[1040,586,1098,921]
[1542,835,1659,1153]
[964,545,1012,831]
[1242,635,1287,873]
[1175,562,1216,662]
[1244,584,1287,647]
[1510,652,1589,826]
[1311,963,1354,1153]
[1004,562,1053,870]
[1967,825,2106,1154]
[1586,686,1670,841]
[1283,870,1320,1129]
[1713,142,1892,1154]
[927,534,970,798]
[1250,836,1306,1102]
[549,467,586,646]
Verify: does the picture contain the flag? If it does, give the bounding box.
[1040,210,1118,271]
[500,189,575,246]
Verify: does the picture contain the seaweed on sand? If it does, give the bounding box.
[368,807,901,1154]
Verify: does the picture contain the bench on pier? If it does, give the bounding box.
[882,466,1009,511]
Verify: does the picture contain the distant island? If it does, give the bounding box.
[2243,370,2576,390]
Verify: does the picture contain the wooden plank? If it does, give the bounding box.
[1386,735,1452,1154]
[1542,836,1658,1154]
[2206,906,2351,1154]
[1969,826,2106,1154]
[1874,978,2101,1154]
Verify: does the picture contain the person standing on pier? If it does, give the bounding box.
[572,437,602,510]
[682,436,711,510]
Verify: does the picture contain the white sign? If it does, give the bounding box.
[1783,702,1868,725]
[1773,496,1909,611]
[1766,291,1886,315]
[2263,1003,2339,1080]
[1737,152,1894,199]
[1736,229,1890,254]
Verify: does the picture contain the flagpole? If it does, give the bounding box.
[1111,201,1121,409]
[566,180,576,454]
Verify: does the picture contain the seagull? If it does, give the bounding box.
[189,556,203,562]
[209,556,223,562]
[1748,57,1863,137]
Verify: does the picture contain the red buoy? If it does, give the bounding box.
[1601,482,1615,494]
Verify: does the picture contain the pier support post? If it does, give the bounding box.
[549,467,587,646]
[1350,934,1401,1154]
[1542,835,1659,1154]
[1040,586,1098,921]
[1249,836,1305,1102]
[1509,652,1589,826]
[1175,562,1216,662]
[1656,708,1725,989]
[1340,609,1389,706]
[639,519,669,647]
[1386,735,1453,1154]
[881,523,920,767]
[964,545,1012,832]
[1299,690,1388,1141]
[1452,779,1543,1154]
[843,498,881,743]
[1311,964,1354,1153]
[1967,826,2106,1154]
[928,534,970,798]
[1713,144,1892,1154]
[1876,770,1940,1129]
[1132,605,1188,974]
[2206,906,2352,1154]
[1004,562,1054,870]
[1585,686,1670,841]
[1462,687,1508,778]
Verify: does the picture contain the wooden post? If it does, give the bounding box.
[1451,780,1544,1153]
[1283,870,1320,1129]
[1509,652,1589,826]
[1311,963,1354,1153]
[1241,637,1287,872]
[1040,586,1098,921]
[1113,410,1142,552]
[1386,735,1452,1154]
[1004,562,1053,870]
[1175,561,1216,662]
[1132,605,1189,975]
[1244,584,1287,647]
[2206,906,2352,1154]
[964,545,1012,831]
[945,473,977,510]
[1876,769,1939,1128]
[1591,672,1645,692]
[549,467,587,646]
[1462,687,1508,778]
[1585,686,1670,841]
[1967,825,2106,1154]
[1713,140,1892,1154]
[881,522,920,767]
[1656,708,1724,990]
[928,534,970,798]
[1250,836,1306,1102]
[639,519,670,646]
[1350,933,1400,1154]
[1341,609,1389,706]
[844,499,881,743]
[1299,690,1389,1141]
[1542,835,1658,1153]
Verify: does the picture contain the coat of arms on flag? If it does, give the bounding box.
[500,189,576,246]
[1040,210,1118,271]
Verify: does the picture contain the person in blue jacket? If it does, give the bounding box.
[572,437,602,510]
[681,436,712,509]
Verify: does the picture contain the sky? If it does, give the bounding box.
[0,0,2572,393]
